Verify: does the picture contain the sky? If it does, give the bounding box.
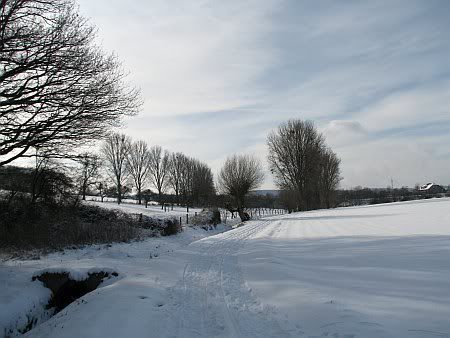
[77,0,450,189]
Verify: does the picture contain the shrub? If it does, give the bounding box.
[0,201,140,254]
[161,218,182,236]
[191,209,222,227]
[138,215,181,236]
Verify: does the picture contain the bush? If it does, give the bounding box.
[161,218,182,236]
[0,201,140,254]
[138,215,181,236]
[190,209,221,227]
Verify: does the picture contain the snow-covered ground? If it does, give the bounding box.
[239,198,450,337]
[1,198,450,337]
[0,225,231,337]
[86,199,204,221]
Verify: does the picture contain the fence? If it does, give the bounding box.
[219,207,287,225]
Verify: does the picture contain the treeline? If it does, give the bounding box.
[84,133,216,208]
[0,119,344,219]
[336,186,450,207]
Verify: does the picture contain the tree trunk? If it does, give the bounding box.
[137,187,142,205]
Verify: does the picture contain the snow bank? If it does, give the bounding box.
[0,268,52,337]
[32,267,119,282]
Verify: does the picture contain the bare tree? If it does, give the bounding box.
[102,133,131,204]
[148,145,169,205]
[175,155,215,208]
[167,152,185,204]
[96,181,108,203]
[0,0,141,166]
[179,154,194,211]
[267,119,340,210]
[29,149,74,205]
[218,154,264,221]
[318,148,341,208]
[191,159,215,207]
[126,140,151,205]
[76,153,100,201]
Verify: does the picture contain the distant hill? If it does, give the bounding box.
[249,190,280,197]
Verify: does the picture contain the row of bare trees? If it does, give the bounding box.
[84,133,216,206]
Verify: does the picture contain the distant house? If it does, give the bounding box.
[419,183,446,194]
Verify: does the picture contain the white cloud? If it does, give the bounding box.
[74,0,450,188]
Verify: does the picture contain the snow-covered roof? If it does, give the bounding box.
[419,183,440,191]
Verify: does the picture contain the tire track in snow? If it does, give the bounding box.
[166,219,290,338]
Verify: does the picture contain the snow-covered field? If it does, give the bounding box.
[1,198,449,337]
[86,198,204,221]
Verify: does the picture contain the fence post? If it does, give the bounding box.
[180,216,182,226]
[186,213,189,224]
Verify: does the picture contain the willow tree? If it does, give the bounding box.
[218,154,264,221]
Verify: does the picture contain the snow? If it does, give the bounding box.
[86,199,204,220]
[32,267,120,282]
[0,266,52,337]
[1,197,449,337]
[0,225,230,337]
[239,198,450,337]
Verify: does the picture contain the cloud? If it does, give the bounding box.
[75,0,450,188]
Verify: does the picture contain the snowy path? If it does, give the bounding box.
[163,220,290,338]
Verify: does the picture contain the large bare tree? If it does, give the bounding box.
[148,145,169,204]
[0,0,141,166]
[102,133,131,204]
[126,140,151,205]
[267,119,341,210]
[218,154,264,221]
